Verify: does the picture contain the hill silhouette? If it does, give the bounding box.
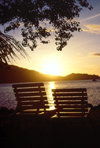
[0,65,100,83]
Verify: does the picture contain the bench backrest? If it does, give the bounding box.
[52,88,88,118]
[12,83,49,115]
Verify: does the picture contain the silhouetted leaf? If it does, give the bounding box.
[0,0,93,60]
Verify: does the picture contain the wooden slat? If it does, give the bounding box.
[16,96,47,101]
[21,105,49,110]
[54,101,87,104]
[21,101,40,105]
[21,103,45,107]
[22,110,48,114]
[21,105,49,109]
[12,83,44,88]
[58,112,88,117]
[53,97,87,100]
[52,88,87,92]
[53,92,87,97]
[21,106,40,110]
[13,87,45,92]
[15,92,46,97]
[20,101,48,105]
[54,104,88,108]
[21,111,42,114]
[57,108,88,112]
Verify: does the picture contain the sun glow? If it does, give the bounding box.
[42,61,60,75]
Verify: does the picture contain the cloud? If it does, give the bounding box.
[93,53,100,57]
[89,52,100,57]
[83,24,100,34]
[81,13,100,22]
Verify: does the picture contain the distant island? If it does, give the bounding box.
[0,65,100,83]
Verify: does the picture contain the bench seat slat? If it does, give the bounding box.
[14,88,45,92]
[21,106,49,110]
[20,110,49,114]
[15,92,46,97]
[21,101,48,107]
[53,97,87,100]
[52,88,87,92]
[20,101,48,105]
[54,101,87,104]
[12,83,44,88]
[58,113,88,117]
[57,108,88,112]
[16,97,47,101]
[55,105,88,108]
[53,93,87,97]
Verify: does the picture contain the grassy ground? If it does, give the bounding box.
[1,107,100,148]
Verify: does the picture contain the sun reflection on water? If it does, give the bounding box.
[48,82,55,110]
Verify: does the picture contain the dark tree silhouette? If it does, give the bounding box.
[0,31,28,66]
[0,0,92,64]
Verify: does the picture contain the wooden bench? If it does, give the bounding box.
[12,83,55,119]
[52,88,91,120]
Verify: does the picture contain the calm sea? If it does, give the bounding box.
[0,80,100,109]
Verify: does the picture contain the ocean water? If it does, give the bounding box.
[0,80,100,109]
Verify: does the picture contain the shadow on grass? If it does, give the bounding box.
[1,106,100,148]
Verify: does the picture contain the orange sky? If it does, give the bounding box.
[1,0,100,76]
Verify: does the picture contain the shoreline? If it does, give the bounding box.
[0,78,100,84]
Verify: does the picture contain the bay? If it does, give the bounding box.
[0,80,100,109]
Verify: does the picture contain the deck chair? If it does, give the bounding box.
[52,88,91,122]
[12,83,55,125]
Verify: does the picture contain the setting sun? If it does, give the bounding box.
[42,61,60,75]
